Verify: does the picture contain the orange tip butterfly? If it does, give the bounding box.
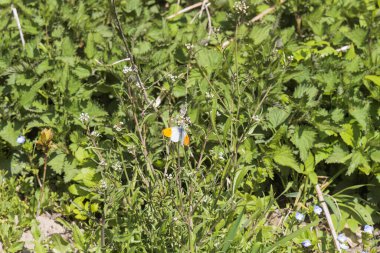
[162,127,190,146]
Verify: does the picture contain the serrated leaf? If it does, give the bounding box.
[291,126,317,162]
[370,150,380,162]
[61,37,75,57]
[172,85,186,97]
[331,108,344,123]
[19,78,49,107]
[47,153,66,174]
[349,104,369,130]
[267,107,290,129]
[0,122,21,147]
[85,33,95,59]
[73,65,91,79]
[345,27,367,47]
[250,25,271,45]
[347,151,370,175]
[304,153,315,173]
[196,48,222,75]
[339,124,354,147]
[35,60,53,75]
[326,144,352,164]
[365,75,380,87]
[273,146,301,172]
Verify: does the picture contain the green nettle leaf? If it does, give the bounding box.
[35,60,53,75]
[250,25,271,45]
[267,107,290,129]
[61,37,76,57]
[172,85,187,97]
[85,33,95,59]
[304,153,315,173]
[348,151,371,175]
[331,108,345,123]
[339,124,354,147]
[196,48,222,75]
[273,145,301,172]
[370,150,380,162]
[73,65,91,79]
[48,153,67,174]
[345,27,367,47]
[19,78,49,107]
[349,104,369,130]
[132,41,152,56]
[326,144,352,164]
[291,126,317,162]
[364,75,380,87]
[0,122,20,147]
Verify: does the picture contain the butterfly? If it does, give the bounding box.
[162,126,190,146]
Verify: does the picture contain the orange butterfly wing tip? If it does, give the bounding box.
[183,134,190,146]
[162,128,172,137]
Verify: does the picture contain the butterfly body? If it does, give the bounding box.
[162,127,190,146]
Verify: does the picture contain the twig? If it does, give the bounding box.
[109,0,155,112]
[11,4,25,49]
[315,184,342,252]
[249,0,286,24]
[204,3,213,38]
[167,1,205,19]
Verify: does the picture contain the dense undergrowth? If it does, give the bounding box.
[0,0,380,252]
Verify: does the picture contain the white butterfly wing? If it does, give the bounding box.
[170,127,180,142]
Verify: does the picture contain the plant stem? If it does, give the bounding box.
[37,152,48,216]
[315,184,341,252]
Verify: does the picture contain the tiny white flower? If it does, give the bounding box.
[295,212,305,221]
[185,43,194,50]
[337,233,347,243]
[205,91,214,98]
[16,135,26,144]
[339,243,349,250]
[233,0,249,15]
[363,225,374,234]
[112,161,123,172]
[113,122,124,132]
[79,113,90,123]
[123,66,133,74]
[168,73,177,82]
[313,205,323,215]
[252,115,260,122]
[90,131,101,137]
[301,239,311,247]
[99,159,107,166]
[100,179,107,190]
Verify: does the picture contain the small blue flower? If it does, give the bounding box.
[363,225,374,234]
[361,251,368,253]
[295,212,305,221]
[313,205,322,215]
[337,233,347,243]
[16,135,26,144]
[301,239,311,247]
[339,243,349,250]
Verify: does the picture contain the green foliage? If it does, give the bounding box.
[0,0,379,251]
